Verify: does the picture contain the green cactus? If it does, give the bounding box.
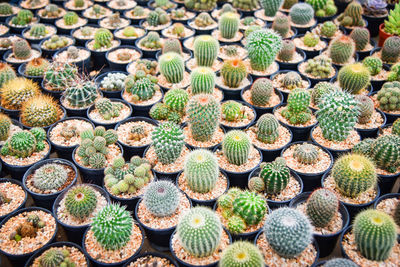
[63,12,79,26]
[95,98,123,120]
[259,158,290,194]
[162,38,182,55]
[65,185,98,220]
[93,28,113,50]
[164,88,189,113]
[143,180,179,217]
[260,0,283,16]
[324,259,358,267]
[232,191,267,225]
[150,103,169,120]
[177,207,222,257]
[352,138,374,156]
[147,8,170,27]
[381,36,400,64]
[64,81,98,108]
[39,249,69,267]
[371,134,400,173]
[11,10,33,26]
[159,52,184,84]
[0,3,13,15]
[355,95,374,124]
[304,55,333,79]
[190,67,215,95]
[384,3,400,36]
[289,3,314,25]
[320,21,337,38]
[151,122,184,165]
[264,207,313,258]
[248,176,265,193]
[0,63,16,88]
[354,210,397,261]
[125,73,158,101]
[281,88,312,125]
[1,129,42,158]
[303,32,319,47]
[311,82,337,106]
[43,35,70,50]
[25,58,49,77]
[362,56,383,76]
[337,1,365,27]
[221,59,247,88]
[219,12,239,39]
[338,63,370,94]
[222,130,251,166]
[393,119,400,136]
[272,14,290,38]
[186,94,221,142]
[246,29,282,71]
[193,35,219,67]
[194,12,215,27]
[394,201,400,227]
[0,113,11,141]
[328,35,356,65]
[220,241,263,267]
[305,0,327,11]
[305,188,338,227]
[256,114,279,144]
[184,0,217,11]
[250,78,274,106]
[20,95,62,128]
[349,27,370,51]
[283,0,298,9]
[28,23,48,38]
[12,39,32,60]
[293,143,319,164]
[221,101,245,122]
[316,89,359,142]
[377,81,400,111]
[32,163,68,191]
[139,32,163,50]
[282,71,302,90]
[278,40,295,62]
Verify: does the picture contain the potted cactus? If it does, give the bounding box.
[3,38,42,68]
[41,62,78,97]
[106,45,142,70]
[307,0,338,21]
[53,46,91,71]
[82,4,112,24]
[37,4,66,23]
[184,0,217,12]
[0,112,23,149]
[185,35,223,73]
[379,3,400,46]
[114,26,146,46]
[86,28,121,68]
[353,95,386,139]
[371,36,400,66]
[325,35,358,69]
[334,1,367,31]
[219,241,264,267]
[293,32,328,59]
[18,57,50,84]
[220,100,256,131]
[362,56,390,91]
[309,81,339,111]
[158,51,191,90]
[99,13,130,30]
[6,9,38,34]
[271,70,311,102]
[170,7,196,23]
[188,12,218,35]
[64,0,93,13]
[288,3,317,33]
[211,12,243,44]
[334,63,372,95]
[22,23,57,44]
[162,22,195,40]
[95,71,127,99]
[107,0,137,12]
[136,31,164,58]
[312,21,343,43]
[374,193,400,237]
[275,40,306,71]
[373,81,400,123]
[55,11,88,35]
[71,25,98,46]
[298,55,337,86]
[149,0,178,10]
[124,6,151,24]
[141,8,172,32]
[40,35,75,58]
[0,3,19,23]
[0,178,28,222]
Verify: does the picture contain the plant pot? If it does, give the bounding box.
[271,70,312,103]
[0,207,57,267]
[3,45,42,70]
[216,75,253,101]
[296,35,328,59]
[377,172,400,195]
[6,16,39,34]
[134,38,161,58]
[340,19,368,36]
[248,62,280,83]
[22,158,78,210]
[143,145,183,181]
[241,87,284,118]
[0,178,28,222]
[316,13,337,23]
[21,24,57,44]
[87,98,132,130]
[182,123,225,152]
[121,89,164,118]
[291,19,318,35]
[187,19,218,35]
[155,46,193,63]
[122,252,178,267]
[298,64,338,88]
[220,100,256,131]
[60,95,93,118]
[249,167,304,209]
[106,45,142,71]
[289,192,350,258]
[355,109,387,139]
[19,106,67,132]
[53,46,91,72]
[85,39,121,70]
[281,141,334,192]
[321,172,381,220]
[71,24,99,46]
[95,71,128,99]
[52,184,110,245]
[72,143,123,185]
[39,35,76,58]
[276,48,307,71]
[17,62,43,84]
[356,39,376,60]
[378,23,393,47]
[24,241,90,267]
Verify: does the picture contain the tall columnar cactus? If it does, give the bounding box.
[164,88,189,113]
[193,35,219,67]
[232,191,267,225]
[316,89,359,142]
[377,81,400,112]
[332,154,377,198]
[278,40,295,62]
[260,0,284,16]
[20,95,63,127]
[328,35,356,65]
[159,52,185,84]
[272,15,290,38]
[0,113,11,141]
[221,59,247,88]
[250,78,273,106]
[176,207,222,257]
[289,3,314,25]
[281,88,312,125]
[93,28,113,50]
[349,27,370,51]
[64,81,98,108]
[143,180,180,217]
[370,134,400,173]
[65,185,98,220]
[33,163,68,191]
[219,12,239,39]
[0,77,40,110]
[185,149,219,193]
[222,130,251,166]
[220,241,263,267]
[338,63,370,94]
[190,67,215,94]
[256,114,279,144]
[362,56,383,76]
[305,188,338,227]
[0,63,16,88]
[381,36,400,64]
[91,204,133,250]
[355,95,374,124]
[259,158,290,194]
[12,39,32,60]
[354,210,397,261]
[336,1,365,27]
[186,94,221,142]
[151,122,185,165]
[264,208,313,258]
[246,29,282,71]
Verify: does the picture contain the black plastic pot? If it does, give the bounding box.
[271,70,312,103]
[1,140,51,180]
[296,34,328,59]
[355,109,387,139]
[85,39,121,70]
[22,158,78,210]
[356,39,376,61]
[39,35,76,58]
[315,13,337,23]
[340,19,368,36]
[82,224,144,267]
[21,24,57,44]
[377,108,400,125]
[241,87,284,118]
[370,65,390,93]
[291,19,318,34]
[106,45,142,71]
[335,0,350,14]
[19,106,67,132]
[121,89,164,118]
[71,24,99,46]
[213,145,263,189]
[276,48,307,71]
[183,124,225,152]
[273,104,318,142]
[53,183,110,245]
[0,207,57,267]
[3,45,42,69]
[289,192,350,258]
[143,145,183,181]
[53,46,91,72]
[87,98,132,130]
[321,172,381,220]
[377,172,400,195]
[95,71,128,99]
[72,143,124,185]
[17,62,43,84]
[216,75,253,101]
[0,178,27,222]
[248,62,280,82]
[281,141,334,193]
[60,95,94,118]
[374,193,400,210]
[220,100,256,131]
[123,252,178,267]
[134,38,162,58]
[0,105,20,120]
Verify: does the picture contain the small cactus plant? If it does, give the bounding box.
[193,35,219,67]
[222,130,251,166]
[12,39,32,60]
[0,62,16,88]
[281,88,312,125]
[381,36,400,64]
[370,134,400,173]
[65,185,98,220]
[143,180,180,217]
[289,3,314,25]
[255,114,279,144]
[93,28,113,50]
[25,58,49,77]
[259,157,290,194]
[336,1,365,27]
[250,78,274,106]
[272,14,290,38]
[219,12,239,39]
[349,27,370,51]
[362,56,383,76]
[219,241,263,267]
[159,52,185,84]
[221,59,247,88]
[32,163,68,191]
[337,63,370,94]
[190,67,215,95]
[305,188,339,227]
[21,95,63,128]
[355,95,374,124]
[151,122,185,165]
[0,77,40,110]
[232,191,267,225]
[328,35,356,65]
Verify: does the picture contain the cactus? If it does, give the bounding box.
[259,158,290,194]
[147,8,170,27]
[222,101,245,122]
[250,78,274,106]
[337,1,365,27]
[306,0,327,11]
[193,35,219,67]
[272,15,290,38]
[393,119,400,136]
[44,62,77,91]
[190,67,215,95]
[355,95,374,124]
[370,134,400,173]
[150,103,169,120]
[332,154,377,198]
[354,210,397,261]
[1,128,45,158]
[248,176,265,193]
[278,40,295,62]
[67,46,79,60]
[303,32,319,47]
[194,12,215,27]
[95,98,123,120]
[246,29,282,71]
[281,88,312,125]
[151,122,184,165]
[28,23,48,38]
[219,12,239,39]
[328,35,356,65]
[349,27,370,51]
[93,28,113,50]
[64,81,98,108]
[377,81,400,112]
[384,3,400,35]
[164,88,188,113]
[232,0,259,10]
[125,73,158,101]
[32,163,68,191]
[0,63,16,88]
[293,143,319,164]
[100,72,126,92]
[12,39,32,60]
[220,241,263,267]
[143,180,179,216]
[0,77,40,110]
[256,114,279,144]
[233,191,267,225]
[222,130,251,166]
[139,32,163,50]
[320,21,337,38]
[283,0,298,9]
[316,89,359,142]
[43,35,70,50]
[21,95,63,128]
[324,259,358,267]
[0,3,13,15]
[381,36,400,64]
[304,55,333,78]
[63,12,79,26]
[91,204,133,250]
[162,38,182,55]
[338,63,370,94]
[264,207,312,258]
[184,0,217,11]
[260,0,283,16]
[25,58,49,77]
[282,71,302,90]
[177,207,222,257]
[0,113,11,141]
[311,82,337,106]
[11,10,33,26]
[305,188,338,227]
[362,56,382,76]
[65,185,97,220]
[185,149,219,193]
[289,3,314,25]
[221,59,247,88]
[159,52,184,84]
[186,94,221,142]
[38,248,72,267]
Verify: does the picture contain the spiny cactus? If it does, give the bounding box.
[355,95,374,124]
[338,63,370,94]
[219,12,239,39]
[256,114,279,144]
[25,58,49,77]
[311,82,337,106]
[43,35,70,50]
[150,103,169,121]
[221,59,247,88]
[33,163,68,191]
[65,185,98,220]
[370,134,400,173]
[11,10,33,26]
[281,88,312,125]
[259,157,290,194]
[222,130,251,166]
[304,55,333,79]
[220,241,263,267]
[246,29,282,71]
[0,63,16,88]
[393,119,400,136]
[336,1,365,27]
[63,11,79,26]
[232,191,267,225]
[278,40,295,62]
[190,67,215,95]
[0,77,40,110]
[147,8,170,27]
[125,72,158,101]
[151,122,184,165]
[193,35,219,67]
[328,35,356,65]
[91,204,133,250]
[248,176,265,193]
[28,23,48,38]
[303,32,320,47]
[282,71,302,90]
[64,81,98,108]
[272,14,290,38]
[93,28,113,50]
[143,180,179,217]
[100,72,126,92]
[0,3,13,15]
[381,36,400,64]
[260,0,283,16]
[186,94,221,142]
[222,101,245,122]
[194,12,215,27]
[264,207,313,258]
[320,21,337,38]
[289,3,314,25]
[38,248,71,267]
[362,56,383,76]
[306,188,338,227]
[349,27,370,51]
[162,38,182,55]
[164,88,188,113]
[12,39,32,60]
[139,32,163,50]
[1,128,46,158]
[176,207,222,257]
[293,143,319,164]
[159,52,184,84]
[250,78,274,106]
[324,258,358,267]
[354,210,397,261]
[95,98,124,120]
[377,81,400,112]
[44,62,77,91]
[0,113,11,141]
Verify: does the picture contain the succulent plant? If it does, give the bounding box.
[143,180,179,217]
[384,3,400,35]
[38,248,71,267]
[100,73,126,92]
[289,3,314,25]
[151,122,184,165]
[125,71,159,101]
[222,130,251,166]
[194,12,215,27]
[28,23,48,38]
[250,78,274,106]
[370,134,400,173]
[162,38,182,55]
[328,35,356,65]
[1,128,46,158]
[381,36,400,64]
[303,31,319,47]
[159,52,184,84]
[25,58,49,77]
[272,14,290,38]
[306,188,338,227]
[150,103,170,121]
[44,62,77,91]
[393,119,400,136]
[43,35,70,50]
[281,88,312,125]
[64,81,98,108]
[324,258,358,267]
[220,241,263,267]
[282,71,302,90]
[12,39,32,60]
[194,35,219,67]
[259,157,290,194]
[219,12,239,39]
[95,98,124,120]
[232,191,267,225]
[293,143,319,164]
[93,28,113,50]
[388,63,400,82]
[311,82,337,106]
[336,1,365,27]
[190,67,215,95]
[0,3,13,15]
[221,101,245,122]
[147,8,170,27]
[11,9,33,26]
[0,62,16,88]
[256,114,279,144]
[355,95,374,124]
[349,27,370,51]
[65,185,98,220]
[377,81,400,112]
[362,56,382,76]
[184,0,217,11]
[304,55,333,79]
[320,21,337,38]
[221,59,247,88]
[0,113,11,141]
[63,11,79,26]
[0,77,40,110]
[260,0,283,16]
[32,163,68,191]
[278,40,295,62]
[338,63,370,94]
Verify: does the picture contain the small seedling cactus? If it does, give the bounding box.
[255,114,279,144]
[304,55,333,79]
[151,122,184,165]
[65,185,98,220]
[221,59,247,88]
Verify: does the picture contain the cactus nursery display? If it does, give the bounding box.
[0,1,399,266]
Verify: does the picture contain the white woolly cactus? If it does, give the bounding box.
[142,180,180,217]
[32,163,69,191]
